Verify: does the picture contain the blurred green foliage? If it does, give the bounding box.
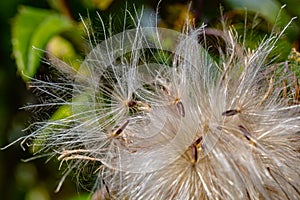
[1,0,300,200]
[12,6,74,80]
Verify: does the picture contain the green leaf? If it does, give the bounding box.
[12,6,74,81]
[225,0,299,39]
[226,0,283,23]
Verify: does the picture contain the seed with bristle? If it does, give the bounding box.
[222,109,240,116]
[190,136,202,164]
[237,125,251,141]
[175,99,185,117]
[194,136,203,146]
[113,120,130,137]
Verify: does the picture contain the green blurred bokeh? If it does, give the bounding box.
[1,0,299,200]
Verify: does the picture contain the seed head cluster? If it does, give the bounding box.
[16,11,300,200]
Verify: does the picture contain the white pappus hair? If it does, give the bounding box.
[8,6,300,200]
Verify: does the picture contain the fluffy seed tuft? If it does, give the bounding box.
[9,8,300,200]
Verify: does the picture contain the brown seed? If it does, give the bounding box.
[238,125,251,141]
[222,109,239,116]
[113,120,129,136]
[127,100,137,108]
[191,144,198,163]
[194,136,203,146]
[176,100,185,117]
[190,136,202,164]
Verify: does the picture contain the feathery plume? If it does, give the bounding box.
[5,6,300,200]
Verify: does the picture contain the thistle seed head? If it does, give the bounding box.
[10,8,300,200]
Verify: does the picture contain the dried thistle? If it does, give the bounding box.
[3,7,300,200]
